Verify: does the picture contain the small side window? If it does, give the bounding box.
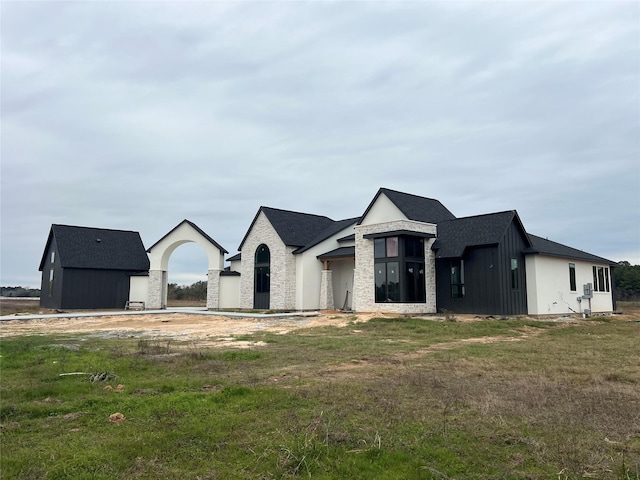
[51,251,55,264]
[569,263,576,291]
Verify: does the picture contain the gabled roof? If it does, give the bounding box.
[524,234,615,265]
[293,217,359,254]
[432,211,530,258]
[146,219,228,254]
[238,207,336,250]
[358,187,456,225]
[39,224,150,271]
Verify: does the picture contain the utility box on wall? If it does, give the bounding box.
[582,283,593,299]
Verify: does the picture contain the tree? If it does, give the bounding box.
[614,262,640,301]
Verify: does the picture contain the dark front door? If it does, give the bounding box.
[254,244,270,309]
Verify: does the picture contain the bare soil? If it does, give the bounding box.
[2,299,638,348]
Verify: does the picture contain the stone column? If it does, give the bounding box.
[147,270,164,309]
[319,269,334,310]
[207,269,221,310]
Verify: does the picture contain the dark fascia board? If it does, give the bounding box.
[524,234,616,265]
[237,207,265,252]
[357,187,456,226]
[38,228,55,271]
[357,188,390,226]
[433,242,500,259]
[226,252,242,262]
[363,230,437,240]
[146,219,228,254]
[317,246,356,260]
[337,233,355,243]
[220,270,241,276]
[293,217,359,254]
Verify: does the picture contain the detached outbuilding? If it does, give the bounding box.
[38,224,150,309]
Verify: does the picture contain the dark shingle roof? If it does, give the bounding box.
[146,219,228,254]
[293,217,359,254]
[524,234,615,264]
[317,246,356,260]
[226,252,242,262]
[239,207,336,250]
[39,224,150,271]
[432,211,527,258]
[359,187,456,225]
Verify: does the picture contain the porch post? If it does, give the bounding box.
[319,268,334,310]
[147,270,164,309]
[207,269,221,310]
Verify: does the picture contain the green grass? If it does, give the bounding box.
[1,317,639,479]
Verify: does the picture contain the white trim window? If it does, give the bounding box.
[592,266,610,293]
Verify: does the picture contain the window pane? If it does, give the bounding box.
[255,245,270,264]
[605,268,610,292]
[405,237,424,258]
[511,258,519,290]
[569,263,576,291]
[386,237,398,257]
[375,263,386,302]
[597,267,605,292]
[51,251,55,263]
[405,261,425,302]
[593,266,598,291]
[374,239,386,258]
[387,262,400,302]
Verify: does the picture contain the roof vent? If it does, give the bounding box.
[96,238,102,243]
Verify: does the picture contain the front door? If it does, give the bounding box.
[254,244,270,309]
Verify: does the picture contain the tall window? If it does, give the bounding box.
[510,258,519,290]
[450,259,465,298]
[374,236,425,303]
[49,269,54,296]
[569,263,576,291]
[592,265,610,292]
[255,245,270,293]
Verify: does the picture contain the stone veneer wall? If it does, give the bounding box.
[147,270,163,309]
[206,269,221,310]
[239,213,297,310]
[353,220,437,314]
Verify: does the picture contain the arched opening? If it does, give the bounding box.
[254,244,270,309]
[167,242,208,308]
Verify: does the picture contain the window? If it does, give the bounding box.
[374,236,425,303]
[49,269,54,296]
[510,258,519,290]
[51,251,55,264]
[569,263,576,291]
[592,265,610,292]
[450,259,465,298]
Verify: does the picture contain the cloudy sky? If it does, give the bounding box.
[2,1,639,288]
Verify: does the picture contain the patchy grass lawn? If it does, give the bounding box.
[1,315,639,479]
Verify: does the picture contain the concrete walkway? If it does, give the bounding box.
[0,308,320,322]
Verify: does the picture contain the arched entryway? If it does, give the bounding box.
[254,244,270,309]
[146,220,228,310]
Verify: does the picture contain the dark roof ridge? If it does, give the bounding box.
[379,187,443,203]
[438,210,517,223]
[51,223,140,234]
[260,205,334,221]
[525,234,615,264]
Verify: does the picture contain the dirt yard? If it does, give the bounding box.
[2,298,637,348]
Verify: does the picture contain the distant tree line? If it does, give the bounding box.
[167,281,207,301]
[614,261,640,301]
[1,286,41,297]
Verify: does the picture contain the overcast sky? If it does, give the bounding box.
[2,1,639,288]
